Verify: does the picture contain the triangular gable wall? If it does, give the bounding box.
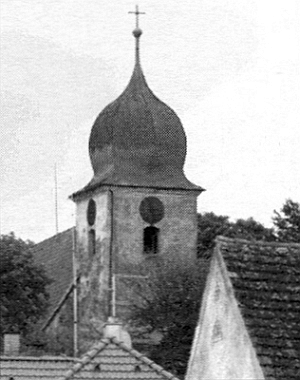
[61,337,179,380]
[185,244,265,380]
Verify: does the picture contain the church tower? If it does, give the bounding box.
[71,10,203,348]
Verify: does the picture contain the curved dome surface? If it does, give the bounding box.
[87,33,200,191]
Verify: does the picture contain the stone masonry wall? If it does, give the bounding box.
[75,190,111,352]
[74,185,199,352]
[112,187,198,273]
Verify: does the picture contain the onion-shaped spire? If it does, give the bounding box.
[84,9,202,193]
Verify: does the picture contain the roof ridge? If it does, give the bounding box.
[61,339,110,380]
[32,227,75,248]
[0,355,77,361]
[110,337,180,380]
[215,235,300,248]
[60,336,180,380]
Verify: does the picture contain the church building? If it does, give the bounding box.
[1,8,300,380]
[29,11,203,355]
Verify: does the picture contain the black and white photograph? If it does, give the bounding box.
[1,1,299,379]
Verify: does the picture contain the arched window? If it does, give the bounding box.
[87,199,96,226]
[143,226,159,254]
[88,229,96,256]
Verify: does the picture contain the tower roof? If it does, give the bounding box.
[85,22,202,194]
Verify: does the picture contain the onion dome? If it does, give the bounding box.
[87,27,202,191]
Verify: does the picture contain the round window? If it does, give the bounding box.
[139,197,164,224]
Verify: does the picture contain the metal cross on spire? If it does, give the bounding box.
[129,5,145,29]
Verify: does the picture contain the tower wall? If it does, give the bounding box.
[74,185,199,350]
[112,187,198,271]
[75,190,111,351]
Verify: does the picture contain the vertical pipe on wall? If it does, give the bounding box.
[112,274,116,318]
[54,163,59,234]
[72,223,78,357]
[108,189,115,318]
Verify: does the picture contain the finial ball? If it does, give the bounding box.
[133,28,142,38]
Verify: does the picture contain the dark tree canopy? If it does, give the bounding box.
[130,255,209,377]
[0,233,51,335]
[197,212,276,257]
[273,199,300,242]
[226,217,277,241]
[197,212,231,257]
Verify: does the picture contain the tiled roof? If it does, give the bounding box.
[0,355,76,379]
[61,337,180,380]
[0,337,180,380]
[31,229,74,327]
[215,236,300,379]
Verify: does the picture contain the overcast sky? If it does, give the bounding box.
[1,0,299,242]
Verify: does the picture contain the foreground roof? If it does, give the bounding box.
[0,355,74,379]
[0,337,180,380]
[31,228,74,327]
[216,236,300,379]
[62,336,180,380]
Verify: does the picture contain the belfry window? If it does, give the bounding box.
[88,229,96,256]
[143,226,159,254]
[87,199,96,226]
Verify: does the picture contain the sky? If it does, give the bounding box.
[0,0,299,243]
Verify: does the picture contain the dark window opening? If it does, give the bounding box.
[88,229,96,256]
[143,226,159,254]
[139,197,164,224]
[94,363,101,372]
[87,199,96,226]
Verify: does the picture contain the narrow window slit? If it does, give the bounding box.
[143,226,159,254]
[88,229,96,255]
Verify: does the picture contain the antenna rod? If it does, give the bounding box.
[108,189,115,317]
[72,224,78,357]
[54,163,59,234]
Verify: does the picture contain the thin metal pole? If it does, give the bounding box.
[72,222,78,357]
[54,163,59,234]
[108,189,115,317]
[112,274,116,318]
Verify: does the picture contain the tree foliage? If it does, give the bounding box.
[197,212,230,257]
[197,212,276,257]
[273,199,300,242]
[0,233,51,335]
[130,255,209,377]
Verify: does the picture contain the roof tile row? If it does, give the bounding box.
[216,236,300,380]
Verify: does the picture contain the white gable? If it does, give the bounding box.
[185,249,265,380]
